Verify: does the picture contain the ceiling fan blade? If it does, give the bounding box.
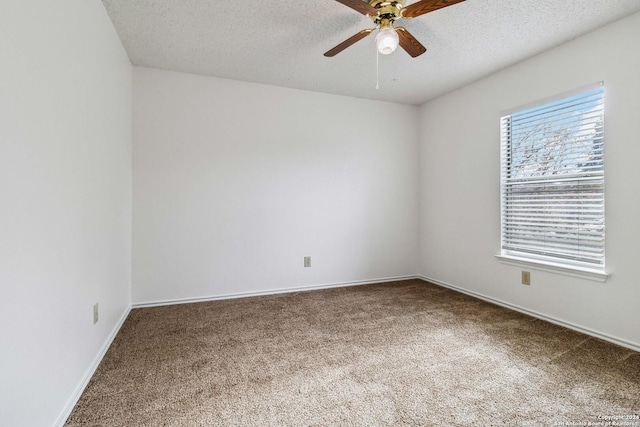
[402,0,465,19]
[324,29,374,57]
[396,27,427,57]
[334,0,378,16]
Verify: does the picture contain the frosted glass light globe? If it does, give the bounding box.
[376,27,399,55]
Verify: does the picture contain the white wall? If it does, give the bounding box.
[0,1,132,426]
[418,12,640,348]
[133,67,419,304]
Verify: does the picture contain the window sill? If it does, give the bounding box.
[495,254,609,283]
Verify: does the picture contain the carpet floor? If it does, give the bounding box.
[66,280,640,426]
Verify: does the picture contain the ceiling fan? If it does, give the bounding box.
[324,0,465,58]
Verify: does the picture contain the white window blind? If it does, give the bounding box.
[500,84,605,269]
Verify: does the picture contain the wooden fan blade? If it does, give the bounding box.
[324,29,374,57]
[402,0,465,19]
[396,27,427,57]
[334,0,378,16]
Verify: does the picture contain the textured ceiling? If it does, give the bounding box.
[101,0,640,105]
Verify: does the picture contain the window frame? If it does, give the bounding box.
[496,83,609,282]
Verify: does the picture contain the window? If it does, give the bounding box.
[499,83,605,276]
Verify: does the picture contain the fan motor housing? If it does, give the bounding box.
[368,0,403,24]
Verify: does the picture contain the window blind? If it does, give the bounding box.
[500,84,605,268]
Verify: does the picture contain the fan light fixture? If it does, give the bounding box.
[375,25,399,55]
[324,0,465,59]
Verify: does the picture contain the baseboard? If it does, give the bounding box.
[54,305,132,427]
[132,275,419,308]
[417,275,640,353]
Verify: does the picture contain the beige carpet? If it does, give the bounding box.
[66,279,640,426]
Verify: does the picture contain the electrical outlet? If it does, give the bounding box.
[304,256,311,268]
[93,302,99,324]
[521,271,531,286]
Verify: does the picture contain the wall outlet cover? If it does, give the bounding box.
[93,302,99,324]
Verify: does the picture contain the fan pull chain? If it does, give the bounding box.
[376,49,379,90]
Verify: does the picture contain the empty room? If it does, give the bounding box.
[2,0,640,426]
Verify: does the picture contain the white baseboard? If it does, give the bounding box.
[417,275,640,353]
[54,305,132,427]
[132,275,418,308]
